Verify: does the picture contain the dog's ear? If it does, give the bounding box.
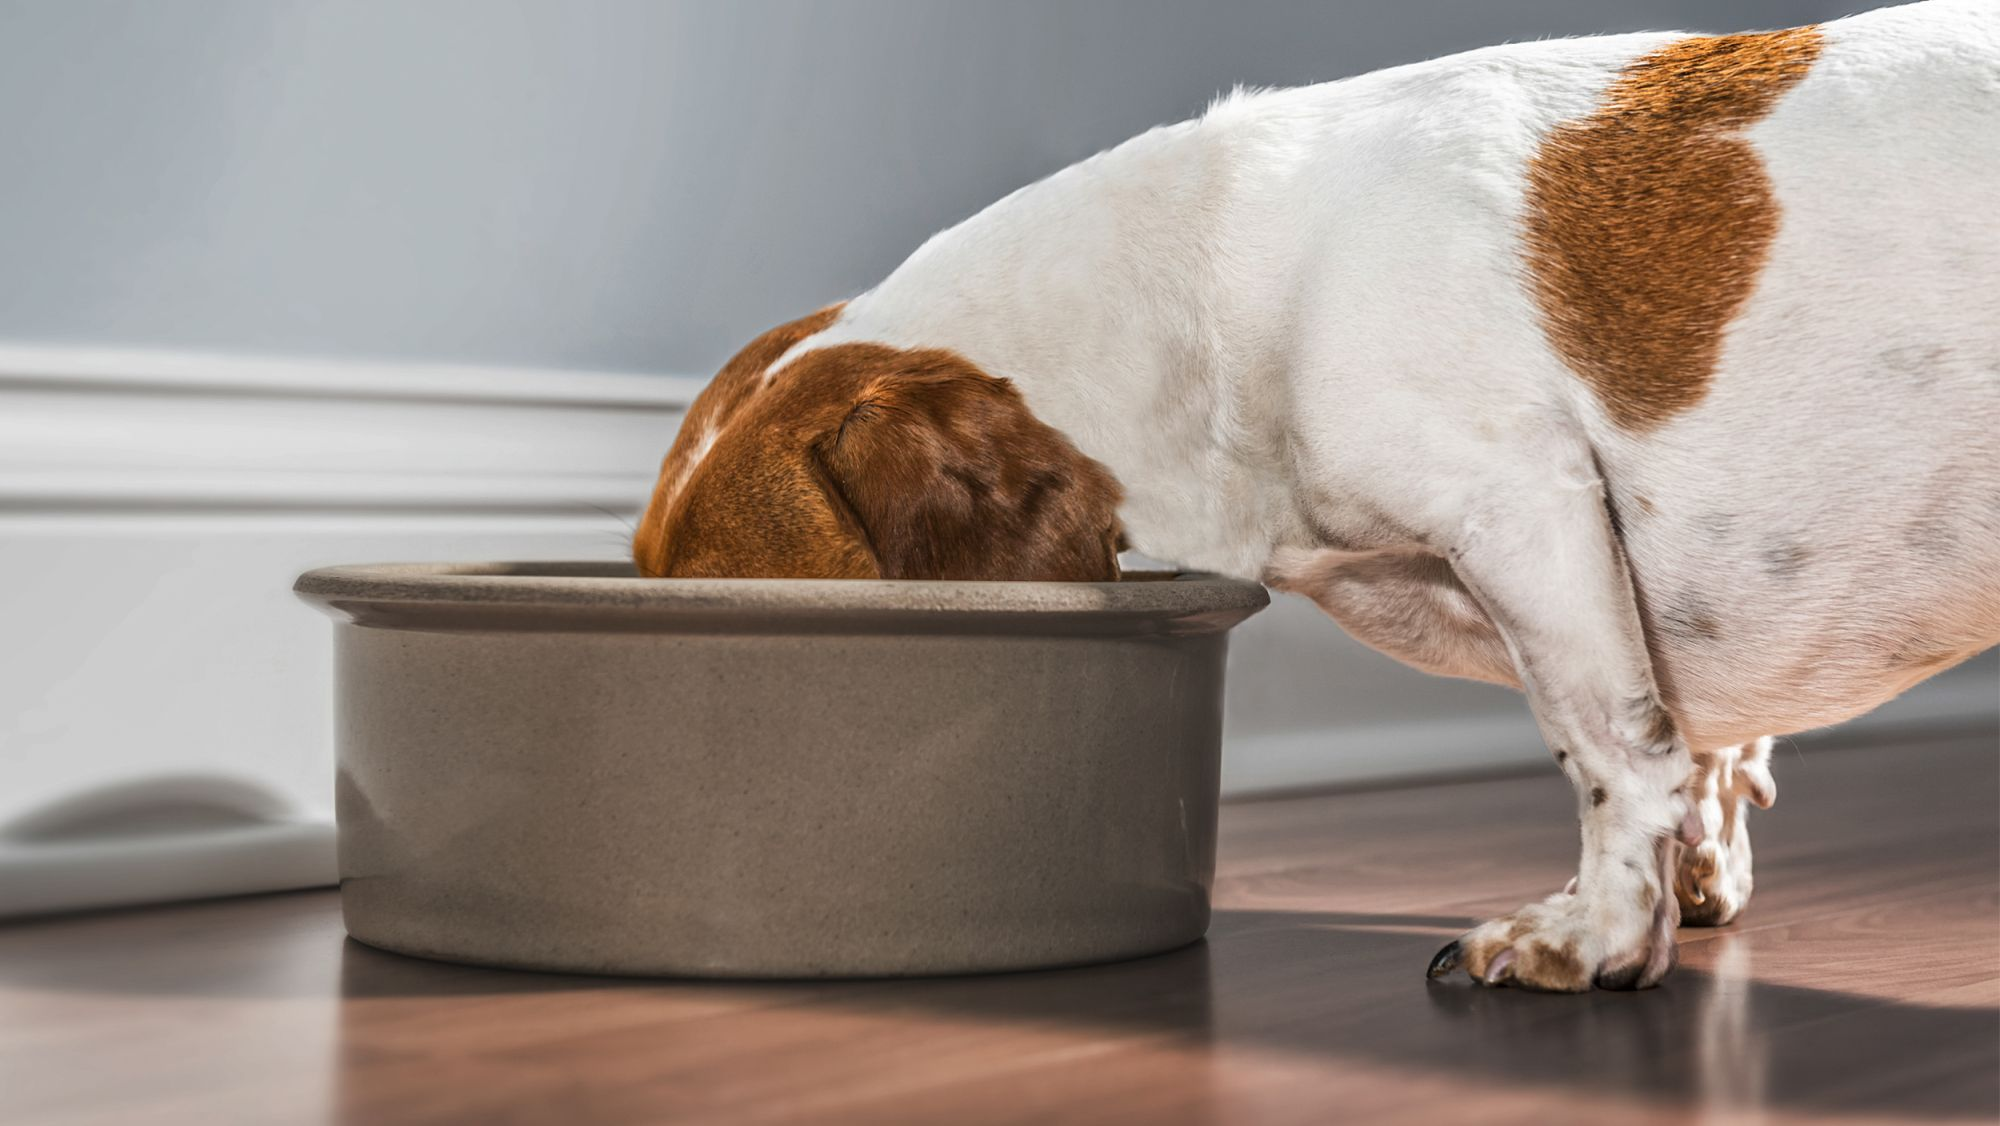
[812,349,1123,581]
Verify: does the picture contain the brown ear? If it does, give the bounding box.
[812,349,1123,581]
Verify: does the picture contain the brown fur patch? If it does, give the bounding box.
[635,320,1124,582]
[634,304,846,577]
[1516,940,1591,993]
[1524,27,1823,430]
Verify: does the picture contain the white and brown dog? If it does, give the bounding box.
[635,0,1999,991]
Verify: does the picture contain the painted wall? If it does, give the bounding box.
[0,0,1871,373]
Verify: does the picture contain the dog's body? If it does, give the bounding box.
[639,0,1999,990]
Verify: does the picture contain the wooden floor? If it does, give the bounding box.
[2,733,1994,1125]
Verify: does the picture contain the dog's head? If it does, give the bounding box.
[633,306,1124,581]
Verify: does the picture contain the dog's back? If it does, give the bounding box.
[1586,0,2000,744]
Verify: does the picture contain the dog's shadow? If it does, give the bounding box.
[328,906,1993,1120]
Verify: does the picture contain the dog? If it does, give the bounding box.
[634,0,1999,991]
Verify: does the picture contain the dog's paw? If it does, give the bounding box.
[1429,838,1681,991]
[1675,841,1750,927]
[1675,737,1774,927]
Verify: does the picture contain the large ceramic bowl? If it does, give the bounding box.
[295,562,1267,977]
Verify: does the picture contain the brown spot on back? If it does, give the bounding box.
[1525,27,1823,430]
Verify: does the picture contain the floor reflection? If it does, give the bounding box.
[1696,936,1765,1115]
[324,909,1998,1121]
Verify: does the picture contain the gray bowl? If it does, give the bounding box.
[295,562,1267,977]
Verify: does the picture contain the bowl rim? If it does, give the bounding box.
[294,560,1270,621]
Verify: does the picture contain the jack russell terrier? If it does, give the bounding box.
[634,0,1998,991]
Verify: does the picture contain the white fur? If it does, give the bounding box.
[663,425,720,509]
[768,0,1999,986]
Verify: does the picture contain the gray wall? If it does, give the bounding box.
[0,0,1872,375]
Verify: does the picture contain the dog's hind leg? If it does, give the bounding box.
[1676,736,1776,926]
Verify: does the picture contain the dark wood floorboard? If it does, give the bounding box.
[1,733,1994,1124]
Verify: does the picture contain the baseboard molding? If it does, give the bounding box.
[1223,652,1997,797]
[1223,713,1548,796]
[0,468,661,512]
[0,341,705,407]
[0,343,695,918]
[1223,670,1998,797]
[0,342,694,516]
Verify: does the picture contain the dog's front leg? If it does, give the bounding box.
[1421,462,1696,991]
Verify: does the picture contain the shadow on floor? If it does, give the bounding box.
[797,908,1995,1120]
[7,899,1992,1119]
[326,906,1997,1119]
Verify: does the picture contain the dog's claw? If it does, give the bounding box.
[1427,939,1464,979]
[1593,936,1677,991]
[1593,962,1643,990]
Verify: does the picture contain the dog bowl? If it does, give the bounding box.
[294,562,1267,977]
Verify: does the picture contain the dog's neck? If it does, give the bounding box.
[784,112,1303,578]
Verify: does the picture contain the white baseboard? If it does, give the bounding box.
[1223,714,1546,795]
[0,345,691,918]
